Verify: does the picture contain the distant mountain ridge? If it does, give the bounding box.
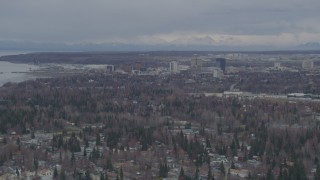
[298,42,320,50]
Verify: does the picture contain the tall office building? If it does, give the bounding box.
[106,65,115,72]
[135,62,142,71]
[169,61,179,73]
[191,58,202,72]
[216,58,226,72]
[123,64,132,73]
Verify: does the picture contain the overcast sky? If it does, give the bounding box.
[1,0,320,49]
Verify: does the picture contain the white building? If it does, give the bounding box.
[169,61,179,73]
[213,68,223,78]
[230,169,249,178]
[274,62,281,69]
[302,60,314,69]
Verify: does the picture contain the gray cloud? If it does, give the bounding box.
[0,0,320,48]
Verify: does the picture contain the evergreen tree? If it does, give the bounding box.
[106,158,113,170]
[71,152,75,165]
[207,165,214,180]
[84,147,87,156]
[159,162,169,178]
[278,166,283,180]
[231,161,235,169]
[141,139,148,151]
[59,151,62,163]
[247,172,252,180]
[60,169,66,180]
[96,133,101,146]
[315,164,320,180]
[31,131,35,139]
[159,163,164,178]
[288,160,306,180]
[164,163,169,177]
[283,169,289,180]
[85,170,91,180]
[85,139,89,148]
[194,166,199,180]
[53,166,58,179]
[205,151,210,166]
[179,167,185,180]
[231,140,237,156]
[16,137,20,146]
[77,173,83,180]
[206,136,211,148]
[266,168,274,180]
[15,168,19,177]
[33,157,39,171]
[220,162,225,175]
[120,167,124,180]
[9,151,13,160]
[100,172,105,180]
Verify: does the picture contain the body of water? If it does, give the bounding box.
[0,51,39,87]
[0,50,31,57]
[0,61,40,87]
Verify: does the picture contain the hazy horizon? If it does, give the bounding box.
[1,0,320,51]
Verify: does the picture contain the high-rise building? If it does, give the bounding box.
[191,58,202,72]
[169,61,179,73]
[124,64,132,73]
[216,58,226,72]
[135,62,142,71]
[106,65,115,72]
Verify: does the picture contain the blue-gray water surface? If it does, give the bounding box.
[0,51,38,87]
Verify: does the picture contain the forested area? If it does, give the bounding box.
[0,73,320,179]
